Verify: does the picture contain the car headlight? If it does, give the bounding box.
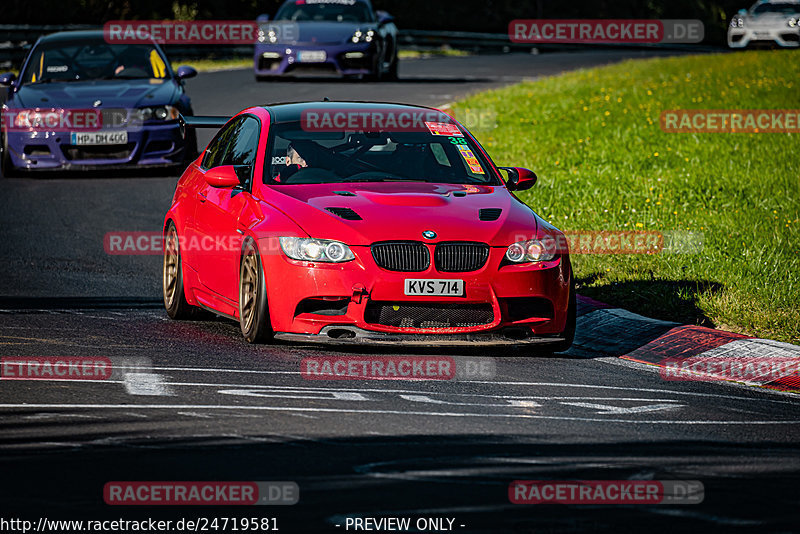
[351,29,375,43]
[257,27,279,43]
[731,17,744,28]
[505,238,557,263]
[136,105,179,122]
[789,17,798,27]
[279,237,355,262]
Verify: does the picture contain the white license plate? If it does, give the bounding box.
[404,279,464,297]
[297,50,326,63]
[71,131,128,145]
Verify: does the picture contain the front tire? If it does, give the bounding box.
[385,51,399,81]
[163,222,197,319]
[239,240,274,343]
[1,133,15,178]
[549,281,576,353]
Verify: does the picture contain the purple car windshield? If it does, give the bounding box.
[21,41,169,84]
[275,1,372,23]
[266,119,500,186]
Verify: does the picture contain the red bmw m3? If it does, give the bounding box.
[163,101,575,351]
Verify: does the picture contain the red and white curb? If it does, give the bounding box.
[573,296,800,394]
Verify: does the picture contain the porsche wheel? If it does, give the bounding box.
[239,240,274,344]
[385,51,399,81]
[163,222,197,319]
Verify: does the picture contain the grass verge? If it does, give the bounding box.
[453,50,800,343]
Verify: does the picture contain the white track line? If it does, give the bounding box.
[0,403,797,424]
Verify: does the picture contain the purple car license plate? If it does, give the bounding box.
[71,131,128,145]
[297,50,326,63]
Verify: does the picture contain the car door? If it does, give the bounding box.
[194,115,261,305]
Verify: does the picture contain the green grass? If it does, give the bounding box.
[171,58,252,72]
[398,47,471,59]
[453,50,800,343]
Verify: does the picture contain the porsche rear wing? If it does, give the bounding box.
[178,114,229,138]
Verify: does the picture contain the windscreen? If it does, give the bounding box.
[275,0,372,23]
[752,2,799,14]
[21,41,169,84]
[265,119,500,186]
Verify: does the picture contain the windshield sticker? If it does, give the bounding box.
[425,122,463,137]
[46,65,69,73]
[272,156,287,165]
[299,0,357,4]
[456,144,485,174]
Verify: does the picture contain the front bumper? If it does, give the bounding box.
[728,26,800,48]
[276,327,567,347]
[258,237,572,340]
[254,42,377,77]
[3,121,186,171]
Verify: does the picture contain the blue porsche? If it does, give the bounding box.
[0,30,198,176]
[254,0,398,81]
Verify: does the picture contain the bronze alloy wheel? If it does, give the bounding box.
[162,222,195,319]
[239,240,273,343]
[163,226,179,309]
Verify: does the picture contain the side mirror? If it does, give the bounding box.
[0,72,17,86]
[376,10,394,25]
[499,167,537,191]
[257,14,270,23]
[175,66,197,80]
[205,165,241,188]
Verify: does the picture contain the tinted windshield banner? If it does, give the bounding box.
[300,108,459,132]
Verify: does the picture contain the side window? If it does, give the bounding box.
[202,119,238,170]
[201,116,260,174]
[221,116,260,168]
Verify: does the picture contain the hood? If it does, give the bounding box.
[265,182,541,246]
[10,78,179,110]
[282,21,370,45]
[746,12,797,27]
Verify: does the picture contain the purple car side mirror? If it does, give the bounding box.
[0,72,17,86]
[175,66,198,80]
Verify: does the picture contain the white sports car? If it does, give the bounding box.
[728,0,800,48]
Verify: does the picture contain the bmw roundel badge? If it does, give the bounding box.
[422,230,437,240]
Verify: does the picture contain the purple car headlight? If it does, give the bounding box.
[351,29,375,43]
[135,105,179,122]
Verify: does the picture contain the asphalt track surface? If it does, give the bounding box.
[2,51,799,533]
